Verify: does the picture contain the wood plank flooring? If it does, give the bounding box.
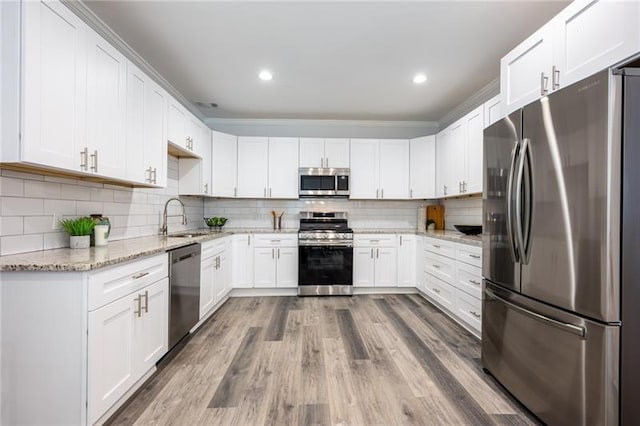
[107,295,539,426]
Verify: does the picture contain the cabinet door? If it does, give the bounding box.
[448,120,466,196]
[353,247,375,287]
[167,100,187,148]
[350,139,379,199]
[379,139,410,199]
[22,0,87,172]
[211,131,238,197]
[88,295,135,424]
[397,236,416,287]
[268,137,299,198]
[464,106,484,194]
[135,278,168,375]
[187,115,203,157]
[125,62,146,183]
[435,129,449,198]
[409,136,435,199]
[254,247,276,288]
[500,24,554,115]
[237,137,269,198]
[201,127,212,195]
[276,246,298,288]
[324,138,350,168]
[86,30,127,179]
[200,255,216,318]
[375,247,397,287]
[233,235,254,288]
[144,80,168,187]
[483,94,502,129]
[213,254,226,303]
[416,237,425,292]
[299,138,325,168]
[553,0,640,90]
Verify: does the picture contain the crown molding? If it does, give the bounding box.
[61,0,206,121]
[205,117,438,128]
[438,78,500,129]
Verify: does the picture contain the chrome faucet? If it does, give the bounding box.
[161,197,187,236]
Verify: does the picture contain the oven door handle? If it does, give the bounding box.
[298,240,353,247]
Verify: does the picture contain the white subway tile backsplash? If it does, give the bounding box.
[1,197,44,216]
[24,216,56,234]
[0,217,23,236]
[24,180,62,199]
[43,199,76,215]
[0,234,43,256]
[0,177,25,197]
[76,201,104,216]
[43,232,68,250]
[90,188,114,202]
[60,184,91,201]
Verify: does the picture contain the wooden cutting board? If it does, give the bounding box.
[426,205,444,230]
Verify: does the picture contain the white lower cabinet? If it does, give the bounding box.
[397,235,416,287]
[353,234,398,287]
[232,234,254,288]
[200,238,231,319]
[420,237,482,337]
[253,234,298,288]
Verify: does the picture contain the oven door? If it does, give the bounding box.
[298,243,353,287]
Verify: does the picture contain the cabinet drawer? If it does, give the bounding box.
[424,237,456,258]
[201,237,228,259]
[455,261,483,299]
[424,252,455,285]
[456,244,482,267]
[88,254,168,311]
[354,234,397,247]
[455,289,482,333]
[253,233,298,247]
[424,272,455,312]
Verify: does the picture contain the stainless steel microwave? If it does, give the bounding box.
[299,168,349,198]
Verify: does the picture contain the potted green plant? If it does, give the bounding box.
[204,217,228,232]
[60,217,95,249]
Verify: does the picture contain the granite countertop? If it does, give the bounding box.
[0,228,297,272]
[0,227,479,272]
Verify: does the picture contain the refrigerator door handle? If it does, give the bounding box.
[485,287,586,338]
[515,138,530,265]
[506,141,520,263]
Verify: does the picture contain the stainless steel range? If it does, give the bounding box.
[298,212,353,296]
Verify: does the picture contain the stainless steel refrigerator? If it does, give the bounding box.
[482,68,640,425]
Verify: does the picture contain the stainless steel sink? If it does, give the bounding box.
[167,231,213,238]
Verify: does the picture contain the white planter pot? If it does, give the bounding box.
[70,235,90,249]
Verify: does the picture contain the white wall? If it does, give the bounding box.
[205,118,438,139]
[0,156,204,256]
[205,198,432,230]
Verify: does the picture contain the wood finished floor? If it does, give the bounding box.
[107,295,538,425]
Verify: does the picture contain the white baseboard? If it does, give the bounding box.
[230,287,298,297]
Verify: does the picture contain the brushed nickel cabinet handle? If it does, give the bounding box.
[552,65,560,90]
[142,290,149,313]
[444,185,447,196]
[152,168,157,184]
[376,188,379,199]
[541,72,549,96]
[134,294,142,317]
[325,157,328,167]
[400,235,403,245]
[264,188,266,197]
[432,264,441,269]
[376,248,379,258]
[469,254,481,259]
[470,311,481,318]
[132,272,149,280]
[381,188,384,198]
[410,189,413,198]
[247,235,250,245]
[272,248,275,259]
[204,183,208,194]
[234,187,237,197]
[321,157,324,167]
[433,288,441,294]
[432,244,441,249]
[469,279,481,285]
[90,150,98,173]
[80,147,88,170]
[371,248,374,259]
[278,248,280,259]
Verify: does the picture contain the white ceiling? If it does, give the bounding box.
[85,1,569,122]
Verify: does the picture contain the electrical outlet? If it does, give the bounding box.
[52,213,61,230]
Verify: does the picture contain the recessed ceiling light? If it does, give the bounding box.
[413,73,427,84]
[259,70,273,81]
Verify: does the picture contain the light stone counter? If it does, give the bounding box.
[353,228,482,247]
[0,228,297,272]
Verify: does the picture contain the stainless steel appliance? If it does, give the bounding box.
[168,243,201,349]
[299,168,349,198]
[298,212,353,296]
[482,68,640,425]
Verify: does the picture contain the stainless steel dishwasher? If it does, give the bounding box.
[168,243,201,350]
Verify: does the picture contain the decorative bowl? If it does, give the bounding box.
[454,225,482,235]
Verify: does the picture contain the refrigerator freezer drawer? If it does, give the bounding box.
[482,282,619,426]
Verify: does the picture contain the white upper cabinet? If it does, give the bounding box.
[501,0,640,115]
[379,139,410,199]
[86,30,127,179]
[409,136,436,199]
[350,138,410,199]
[167,99,188,149]
[268,137,299,199]
[350,139,380,199]
[435,129,449,198]
[299,138,349,168]
[448,120,466,196]
[463,106,484,194]
[553,0,639,88]
[299,138,325,168]
[211,131,238,197]
[125,61,167,186]
[237,137,269,198]
[21,0,87,172]
[483,94,502,129]
[187,115,204,158]
[324,138,350,168]
[501,24,554,114]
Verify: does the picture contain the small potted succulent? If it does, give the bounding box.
[204,217,228,232]
[60,217,95,249]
